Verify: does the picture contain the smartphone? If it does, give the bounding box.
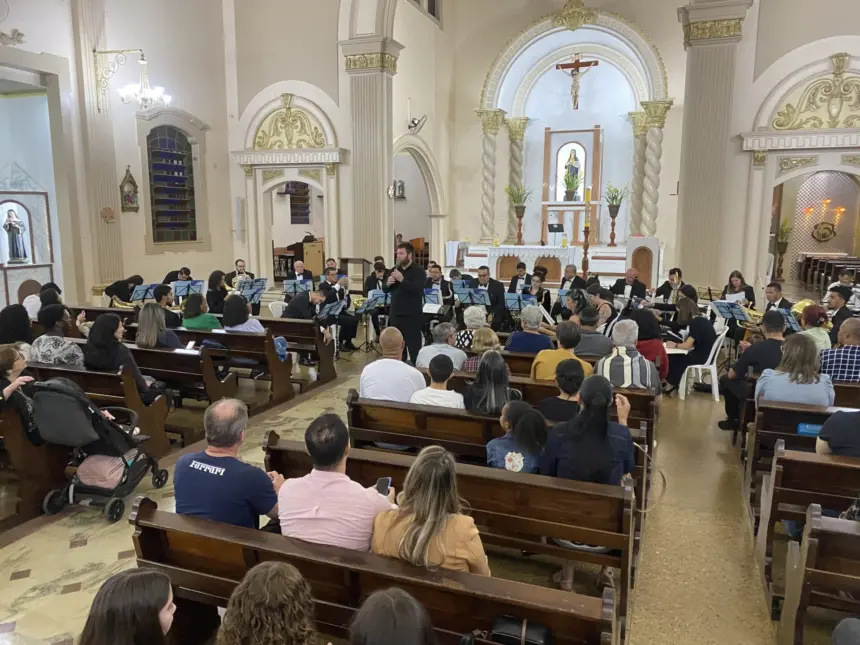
[185,341,196,350]
[375,477,392,496]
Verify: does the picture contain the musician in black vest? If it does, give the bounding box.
[425,264,454,306]
[363,262,388,336]
[319,268,358,351]
[472,265,506,331]
[387,242,426,363]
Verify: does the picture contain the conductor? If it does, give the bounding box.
[387,241,426,363]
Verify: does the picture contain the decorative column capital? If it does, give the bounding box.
[242,165,252,177]
[325,163,337,177]
[505,117,530,142]
[678,1,752,48]
[340,36,403,76]
[476,109,507,135]
[629,111,648,137]
[752,151,767,168]
[641,100,674,129]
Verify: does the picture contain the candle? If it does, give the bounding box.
[585,186,592,203]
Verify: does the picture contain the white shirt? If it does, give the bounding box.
[512,277,526,293]
[415,343,468,370]
[624,284,632,299]
[409,387,465,409]
[23,294,41,319]
[359,359,426,402]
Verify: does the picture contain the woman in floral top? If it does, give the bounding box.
[30,304,84,367]
[486,401,547,473]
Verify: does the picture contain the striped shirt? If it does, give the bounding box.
[595,346,661,396]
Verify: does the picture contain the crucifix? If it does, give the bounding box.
[556,54,598,110]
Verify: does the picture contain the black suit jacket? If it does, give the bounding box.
[560,275,587,291]
[508,274,532,294]
[162,270,186,284]
[529,289,552,312]
[425,277,454,306]
[283,291,316,320]
[388,262,426,320]
[225,270,254,288]
[610,278,647,299]
[654,280,686,302]
[319,280,350,308]
[831,306,854,345]
[471,278,506,318]
[364,274,387,297]
[765,298,793,312]
[286,270,313,282]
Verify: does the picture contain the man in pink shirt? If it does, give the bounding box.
[278,413,395,550]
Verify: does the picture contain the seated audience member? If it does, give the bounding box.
[39,289,63,314]
[135,303,182,350]
[456,306,487,349]
[505,306,553,353]
[372,445,491,575]
[755,333,834,407]
[800,304,832,352]
[531,321,595,381]
[175,398,281,529]
[416,322,467,370]
[206,270,229,315]
[630,309,668,381]
[573,306,614,357]
[83,314,158,403]
[487,400,547,473]
[821,317,860,382]
[30,304,84,366]
[104,274,144,306]
[464,350,522,415]
[664,289,717,392]
[538,358,585,423]
[161,266,191,284]
[152,284,182,328]
[828,270,860,309]
[217,562,319,645]
[0,344,35,434]
[587,284,617,328]
[222,294,265,333]
[595,320,661,397]
[410,354,465,409]
[79,569,174,645]
[23,282,62,319]
[817,409,860,457]
[359,327,425,402]
[718,309,786,430]
[460,327,510,375]
[0,304,32,360]
[180,293,222,330]
[349,588,436,645]
[278,414,393,550]
[828,285,854,346]
[541,375,634,485]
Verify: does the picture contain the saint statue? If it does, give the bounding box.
[3,208,27,264]
[565,150,581,188]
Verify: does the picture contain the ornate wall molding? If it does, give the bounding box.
[254,93,327,151]
[475,109,506,135]
[263,170,285,183]
[642,100,673,128]
[842,154,860,168]
[777,155,818,176]
[326,163,337,176]
[682,19,744,47]
[741,129,860,151]
[505,117,529,142]
[753,151,767,168]
[553,0,596,32]
[234,147,347,167]
[299,169,322,182]
[629,111,648,137]
[344,52,398,73]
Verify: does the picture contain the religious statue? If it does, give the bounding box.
[565,150,581,188]
[3,207,27,264]
[119,165,140,213]
[556,54,598,111]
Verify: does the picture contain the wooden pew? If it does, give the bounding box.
[778,504,860,645]
[259,317,336,385]
[27,363,173,458]
[130,497,618,645]
[463,349,599,378]
[756,441,860,615]
[265,434,636,633]
[834,381,860,408]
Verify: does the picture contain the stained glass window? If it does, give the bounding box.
[147,126,197,243]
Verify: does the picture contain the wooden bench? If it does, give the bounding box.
[265,434,636,633]
[464,349,599,377]
[778,504,860,645]
[27,363,173,458]
[756,442,860,615]
[130,497,618,645]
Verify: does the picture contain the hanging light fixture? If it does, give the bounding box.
[118,53,171,110]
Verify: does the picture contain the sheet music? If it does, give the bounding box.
[539,305,554,325]
[724,292,746,304]
[422,304,442,315]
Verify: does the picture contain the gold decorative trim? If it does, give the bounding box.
[242,165,252,177]
[505,117,529,142]
[778,156,817,176]
[254,93,326,151]
[263,169,285,183]
[641,100,673,129]
[553,0,597,32]
[682,19,744,46]
[629,111,648,136]
[344,53,398,74]
[91,284,107,296]
[476,109,507,135]
[843,154,860,168]
[752,151,767,168]
[772,53,860,130]
[325,163,337,177]
[299,169,322,182]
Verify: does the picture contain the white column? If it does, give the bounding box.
[505,117,529,243]
[639,101,673,238]
[259,173,272,281]
[243,166,259,274]
[475,109,507,243]
[744,151,770,286]
[628,111,648,236]
[341,37,402,259]
[429,213,448,266]
[324,163,341,260]
[677,1,752,284]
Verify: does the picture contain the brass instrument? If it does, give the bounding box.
[792,299,833,330]
[739,306,762,331]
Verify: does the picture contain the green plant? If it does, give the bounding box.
[504,185,532,206]
[563,172,580,194]
[603,184,631,206]
[778,220,792,243]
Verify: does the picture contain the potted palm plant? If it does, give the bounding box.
[603,184,630,247]
[505,185,532,245]
[563,172,580,202]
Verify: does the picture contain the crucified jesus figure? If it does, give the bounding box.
[556,54,599,111]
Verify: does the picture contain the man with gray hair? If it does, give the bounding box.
[415,321,468,370]
[505,306,554,353]
[174,398,283,529]
[595,319,662,397]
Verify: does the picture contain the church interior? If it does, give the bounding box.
[1,0,860,643]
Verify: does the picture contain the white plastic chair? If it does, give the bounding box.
[679,327,729,402]
[268,301,286,318]
[102,293,112,307]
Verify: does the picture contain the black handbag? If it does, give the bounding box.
[459,619,552,645]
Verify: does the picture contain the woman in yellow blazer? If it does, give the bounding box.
[371,446,491,576]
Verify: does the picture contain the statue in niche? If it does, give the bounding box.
[3,206,27,263]
[565,149,581,188]
[120,165,140,213]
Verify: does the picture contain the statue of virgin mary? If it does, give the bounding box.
[3,208,27,263]
[565,150,581,187]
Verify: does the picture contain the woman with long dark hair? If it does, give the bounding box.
[79,569,174,645]
[181,292,221,330]
[0,304,32,359]
[222,294,265,333]
[350,588,437,645]
[486,400,547,473]
[463,350,521,415]
[206,270,229,314]
[104,275,144,306]
[538,358,584,422]
[83,313,156,403]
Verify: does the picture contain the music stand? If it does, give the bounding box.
[777,308,802,333]
[547,222,565,247]
[130,285,150,303]
[460,289,491,307]
[238,280,267,305]
[174,280,204,298]
[424,289,441,305]
[283,280,312,302]
[711,300,749,324]
[451,279,471,291]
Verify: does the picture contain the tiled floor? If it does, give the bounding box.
[0,340,840,645]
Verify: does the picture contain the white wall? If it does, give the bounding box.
[9,0,75,60]
[392,153,431,241]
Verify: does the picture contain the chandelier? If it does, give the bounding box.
[118,54,171,110]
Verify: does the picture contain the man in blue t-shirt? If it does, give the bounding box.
[175,398,282,529]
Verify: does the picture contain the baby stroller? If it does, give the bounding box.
[31,378,169,522]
